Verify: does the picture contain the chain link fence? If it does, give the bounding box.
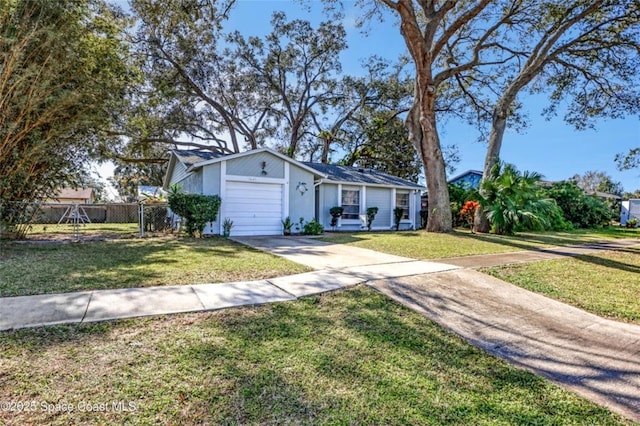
[0,201,172,241]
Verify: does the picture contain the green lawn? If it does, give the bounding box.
[0,237,309,297]
[318,227,640,260]
[485,246,640,324]
[26,222,139,237]
[0,287,629,425]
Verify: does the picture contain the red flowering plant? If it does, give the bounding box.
[459,200,480,233]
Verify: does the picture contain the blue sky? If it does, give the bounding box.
[227,0,639,192]
[110,0,640,193]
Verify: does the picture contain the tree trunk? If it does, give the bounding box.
[475,103,508,233]
[406,96,452,232]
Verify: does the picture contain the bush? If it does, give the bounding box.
[168,192,221,237]
[545,182,611,228]
[449,183,479,228]
[479,162,558,235]
[303,219,324,235]
[366,207,378,231]
[459,200,479,231]
[393,207,404,231]
[329,206,343,227]
[625,218,638,228]
[419,209,429,229]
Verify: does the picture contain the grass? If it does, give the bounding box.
[0,287,630,425]
[25,222,139,237]
[318,227,640,260]
[484,246,640,324]
[0,237,309,297]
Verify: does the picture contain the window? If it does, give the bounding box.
[396,192,410,220]
[341,189,360,220]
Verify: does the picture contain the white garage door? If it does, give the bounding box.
[224,181,283,236]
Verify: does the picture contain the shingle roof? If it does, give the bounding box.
[303,162,423,189]
[173,149,224,168]
[54,187,94,200]
[447,170,483,183]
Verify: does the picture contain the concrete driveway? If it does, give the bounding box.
[233,235,433,269]
[235,235,640,421]
[368,270,640,423]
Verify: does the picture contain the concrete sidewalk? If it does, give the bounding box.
[1,236,638,420]
[0,258,458,331]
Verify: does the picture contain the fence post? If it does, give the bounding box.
[139,202,144,238]
[72,204,80,241]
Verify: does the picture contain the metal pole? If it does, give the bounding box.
[73,204,80,241]
[139,202,144,238]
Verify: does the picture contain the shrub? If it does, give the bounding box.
[393,207,404,231]
[449,183,479,228]
[626,218,638,228]
[479,162,557,235]
[329,206,343,227]
[459,200,479,232]
[419,209,429,229]
[168,192,221,237]
[366,207,378,231]
[303,219,324,235]
[545,182,612,228]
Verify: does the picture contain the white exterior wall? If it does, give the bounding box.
[179,170,203,194]
[288,166,315,228]
[621,199,640,226]
[366,187,392,229]
[319,184,421,232]
[201,163,222,234]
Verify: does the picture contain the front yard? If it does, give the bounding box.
[320,228,639,324]
[0,287,629,425]
[0,237,309,297]
[318,227,639,259]
[485,247,640,324]
[1,228,638,423]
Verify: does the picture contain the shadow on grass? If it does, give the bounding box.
[574,253,640,274]
[179,288,624,424]
[0,237,275,297]
[1,288,628,424]
[453,230,640,274]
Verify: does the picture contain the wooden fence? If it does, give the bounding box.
[35,203,139,224]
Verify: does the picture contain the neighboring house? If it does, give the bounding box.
[448,170,483,189]
[50,187,95,204]
[620,199,640,226]
[591,191,623,202]
[163,148,424,236]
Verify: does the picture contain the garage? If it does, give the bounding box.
[223,181,284,236]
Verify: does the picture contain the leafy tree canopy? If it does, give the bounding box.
[0,0,135,205]
[616,148,640,171]
[571,171,624,196]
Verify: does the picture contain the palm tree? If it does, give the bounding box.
[479,161,556,235]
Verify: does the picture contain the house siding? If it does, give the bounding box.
[202,163,221,234]
[179,170,203,195]
[170,160,189,185]
[288,166,315,227]
[226,151,285,178]
[202,163,221,196]
[366,187,392,229]
[319,185,420,231]
[319,184,339,228]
